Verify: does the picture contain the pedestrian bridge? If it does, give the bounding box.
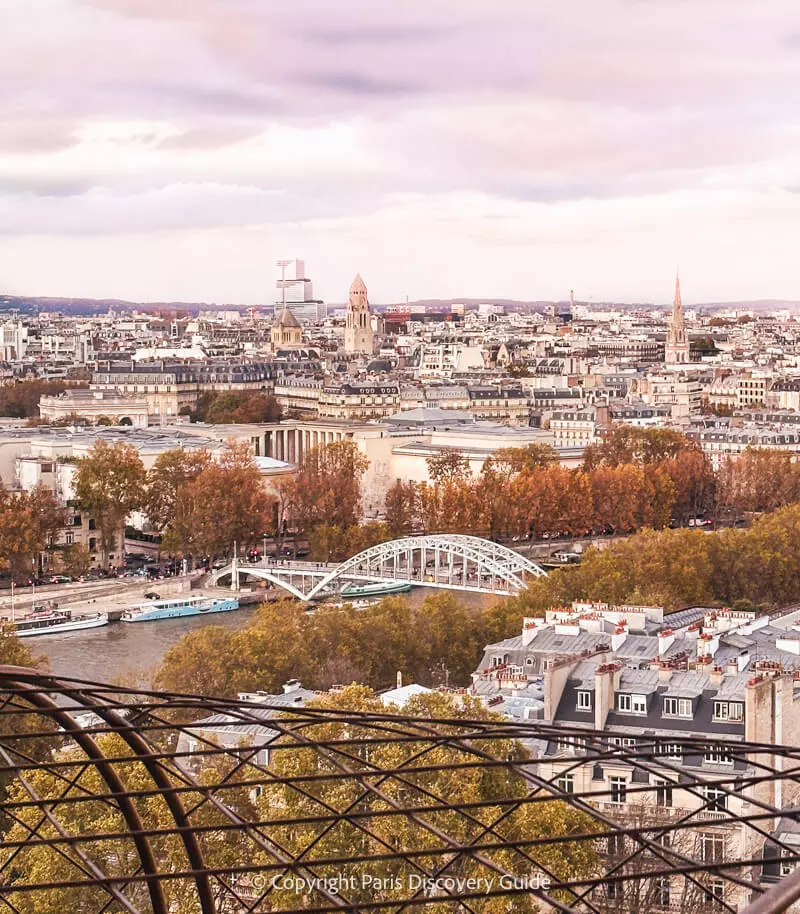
[212,534,547,601]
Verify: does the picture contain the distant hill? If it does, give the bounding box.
[2,293,800,316]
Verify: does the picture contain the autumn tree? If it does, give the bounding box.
[584,426,691,470]
[164,441,275,559]
[72,441,146,565]
[0,483,65,581]
[426,448,470,483]
[384,479,419,537]
[276,439,369,538]
[191,391,282,424]
[493,443,558,474]
[144,447,212,532]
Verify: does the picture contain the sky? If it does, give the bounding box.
[3,0,800,305]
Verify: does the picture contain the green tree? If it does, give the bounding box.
[72,441,146,565]
[261,686,599,913]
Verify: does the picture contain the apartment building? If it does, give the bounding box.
[472,602,800,911]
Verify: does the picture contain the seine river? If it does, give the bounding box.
[33,606,261,687]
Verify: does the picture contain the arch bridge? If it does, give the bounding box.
[212,534,547,601]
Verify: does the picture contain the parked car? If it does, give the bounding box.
[144,591,161,600]
[48,575,72,585]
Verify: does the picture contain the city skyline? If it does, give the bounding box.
[3,1,800,304]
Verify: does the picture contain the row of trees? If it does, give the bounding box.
[493,500,800,631]
[71,440,276,564]
[385,434,715,540]
[66,427,800,570]
[384,428,800,541]
[156,592,505,696]
[0,379,87,419]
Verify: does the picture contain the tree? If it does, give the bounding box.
[384,480,419,538]
[164,441,275,559]
[0,484,65,581]
[59,543,92,579]
[584,426,691,470]
[191,391,282,424]
[426,448,470,483]
[0,379,87,420]
[493,444,558,474]
[261,686,599,913]
[276,440,369,537]
[144,447,212,532]
[72,441,146,565]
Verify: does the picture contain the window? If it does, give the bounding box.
[89,538,97,553]
[617,693,647,714]
[663,696,693,718]
[698,832,725,863]
[703,787,728,813]
[577,690,592,711]
[556,774,574,794]
[656,743,682,761]
[88,518,96,531]
[781,861,795,877]
[656,876,670,908]
[607,834,625,856]
[606,880,620,900]
[704,877,725,906]
[713,701,743,722]
[704,746,733,765]
[65,532,74,546]
[656,780,673,808]
[610,777,627,804]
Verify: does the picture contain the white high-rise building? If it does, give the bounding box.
[274,259,326,321]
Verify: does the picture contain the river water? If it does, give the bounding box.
[33,606,261,687]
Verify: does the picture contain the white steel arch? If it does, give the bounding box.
[213,534,547,600]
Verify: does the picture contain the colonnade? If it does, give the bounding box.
[264,426,350,464]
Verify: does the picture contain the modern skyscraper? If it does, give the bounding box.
[344,274,374,354]
[274,259,326,321]
[665,272,690,365]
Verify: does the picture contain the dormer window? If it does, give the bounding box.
[663,697,693,719]
[617,693,647,714]
[713,701,743,722]
[577,690,592,711]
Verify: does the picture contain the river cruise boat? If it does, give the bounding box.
[9,608,109,637]
[121,595,239,623]
[340,581,412,598]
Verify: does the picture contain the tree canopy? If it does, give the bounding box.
[72,441,147,564]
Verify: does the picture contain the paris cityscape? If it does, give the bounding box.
[4,2,800,913]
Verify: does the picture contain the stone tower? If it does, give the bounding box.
[665,272,690,365]
[344,274,374,354]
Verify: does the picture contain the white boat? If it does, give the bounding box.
[8,609,109,638]
[121,595,239,623]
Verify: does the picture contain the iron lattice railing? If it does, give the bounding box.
[1,664,800,914]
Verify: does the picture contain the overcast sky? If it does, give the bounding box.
[3,0,800,305]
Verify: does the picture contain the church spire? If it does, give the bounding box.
[665,270,689,365]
